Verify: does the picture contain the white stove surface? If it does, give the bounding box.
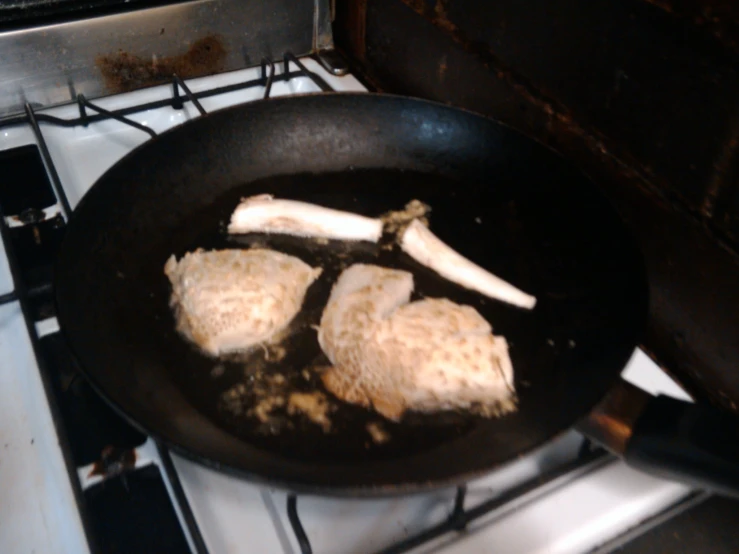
[0,57,694,554]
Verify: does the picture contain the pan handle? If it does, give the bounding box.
[577,378,739,498]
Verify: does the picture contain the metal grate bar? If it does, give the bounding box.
[172,75,207,116]
[285,53,333,92]
[0,290,17,305]
[24,104,74,218]
[283,449,611,554]
[376,450,610,554]
[156,442,210,554]
[287,495,312,554]
[77,95,157,138]
[261,58,277,99]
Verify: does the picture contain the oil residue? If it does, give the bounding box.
[219,365,336,435]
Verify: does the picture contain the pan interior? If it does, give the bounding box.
[116,167,635,463]
[145,170,548,462]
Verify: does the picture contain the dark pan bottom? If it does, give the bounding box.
[145,169,545,463]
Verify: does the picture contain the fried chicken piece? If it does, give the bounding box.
[318,264,515,420]
[165,248,321,356]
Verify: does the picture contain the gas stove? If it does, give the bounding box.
[0,53,699,554]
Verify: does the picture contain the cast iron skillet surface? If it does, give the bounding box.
[55,93,647,495]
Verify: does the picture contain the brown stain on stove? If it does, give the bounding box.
[88,446,137,478]
[96,35,227,94]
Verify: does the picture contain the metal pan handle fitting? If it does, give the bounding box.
[578,378,739,498]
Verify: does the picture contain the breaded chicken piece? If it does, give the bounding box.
[164,248,321,356]
[318,264,515,420]
[318,264,414,413]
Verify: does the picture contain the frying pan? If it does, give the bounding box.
[55,93,739,496]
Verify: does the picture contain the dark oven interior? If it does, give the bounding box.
[331,0,739,414]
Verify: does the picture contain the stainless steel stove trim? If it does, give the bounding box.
[314,0,334,51]
[316,49,350,76]
[314,0,348,76]
[0,0,320,117]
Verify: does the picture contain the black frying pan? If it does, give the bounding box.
[55,93,739,496]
